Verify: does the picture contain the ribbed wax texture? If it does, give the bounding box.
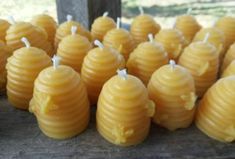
[81,47,125,105]
[154,29,185,60]
[96,75,155,146]
[175,15,201,45]
[6,22,53,56]
[29,65,90,139]
[91,16,116,42]
[127,42,168,85]
[0,42,7,92]
[193,27,225,60]
[130,14,161,45]
[0,19,10,42]
[196,76,235,142]
[54,21,91,49]
[221,60,235,78]
[31,14,57,46]
[221,43,235,72]
[6,47,51,109]
[103,28,135,61]
[148,64,197,131]
[178,42,219,97]
[57,34,92,72]
[215,16,235,50]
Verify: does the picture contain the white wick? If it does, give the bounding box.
[21,37,30,48]
[148,34,154,43]
[138,6,144,15]
[117,17,121,29]
[52,55,61,69]
[187,8,192,15]
[117,69,127,80]
[103,12,109,17]
[8,16,16,24]
[203,33,210,43]
[172,18,176,28]
[169,60,176,70]
[71,26,77,35]
[94,40,104,49]
[43,10,49,14]
[67,14,73,22]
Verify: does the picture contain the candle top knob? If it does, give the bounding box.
[117,68,127,80]
[117,17,121,29]
[52,55,61,69]
[103,12,109,17]
[138,6,144,15]
[148,33,154,43]
[71,25,77,35]
[21,37,30,48]
[187,8,192,15]
[94,40,104,49]
[66,14,73,22]
[169,59,176,70]
[203,33,210,43]
[8,15,16,24]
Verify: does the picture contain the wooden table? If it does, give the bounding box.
[0,95,235,159]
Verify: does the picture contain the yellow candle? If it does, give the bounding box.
[178,37,219,97]
[215,16,235,50]
[221,43,235,71]
[148,60,197,131]
[57,26,92,72]
[127,34,168,85]
[221,60,235,78]
[196,76,235,142]
[130,8,160,45]
[31,14,57,46]
[54,15,91,49]
[30,55,90,139]
[6,21,53,56]
[96,69,155,146]
[103,17,135,61]
[6,37,51,109]
[81,40,125,105]
[0,41,7,93]
[175,15,201,45]
[0,19,10,42]
[154,28,185,60]
[91,12,116,42]
[193,27,225,60]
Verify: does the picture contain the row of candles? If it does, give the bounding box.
[0,8,235,146]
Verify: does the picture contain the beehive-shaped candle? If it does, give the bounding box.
[178,34,219,97]
[57,26,92,72]
[215,16,235,50]
[193,27,225,60]
[221,43,235,71]
[130,7,160,45]
[175,14,201,45]
[29,55,90,139]
[196,76,235,142]
[221,60,235,78]
[148,60,197,131]
[6,21,53,56]
[96,69,155,146]
[0,41,7,93]
[103,17,135,61]
[81,40,125,105]
[6,37,51,109]
[154,28,185,60]
[54,15,91,49]
[127,34,168,85]
[0,19,10,42]
[31,14,57,45]
[91,12,116,42]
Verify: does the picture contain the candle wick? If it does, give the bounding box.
[187,8,192,15]
[117,17,121,29]
[117,69,128,80]
[203,33,210,43]
[169,60,176,71]
[21,37,31,48]
[138,6,144,15]
[94,40,104,49]
[103,12,109,17]
[8,15,16,24]
[52,55,61,69]
[172,18,176,29]
[66,14,73,22]
[71,26,77,35]
[148,33,154,43]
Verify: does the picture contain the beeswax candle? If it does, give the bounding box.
[127,34,168,85]
[54,15,91,49]
[30,55,90,139]
[154,28,185,60]
[6,37,51,109]
[57,26,92,72]
[178,34,219,97]
[148,60,197,131]
[221,43,235,71]
[196,76,235,142]
[91,12,116,42]
[0,19,10,42]
[221,60,235,78]
[96,69,155,146]
[103,17,135,61]
[0,41,7,93]
[130,7,160,45]
[81,40,125,105]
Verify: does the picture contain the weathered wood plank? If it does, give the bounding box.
[0,95,235,159]
[56,0,121,29]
